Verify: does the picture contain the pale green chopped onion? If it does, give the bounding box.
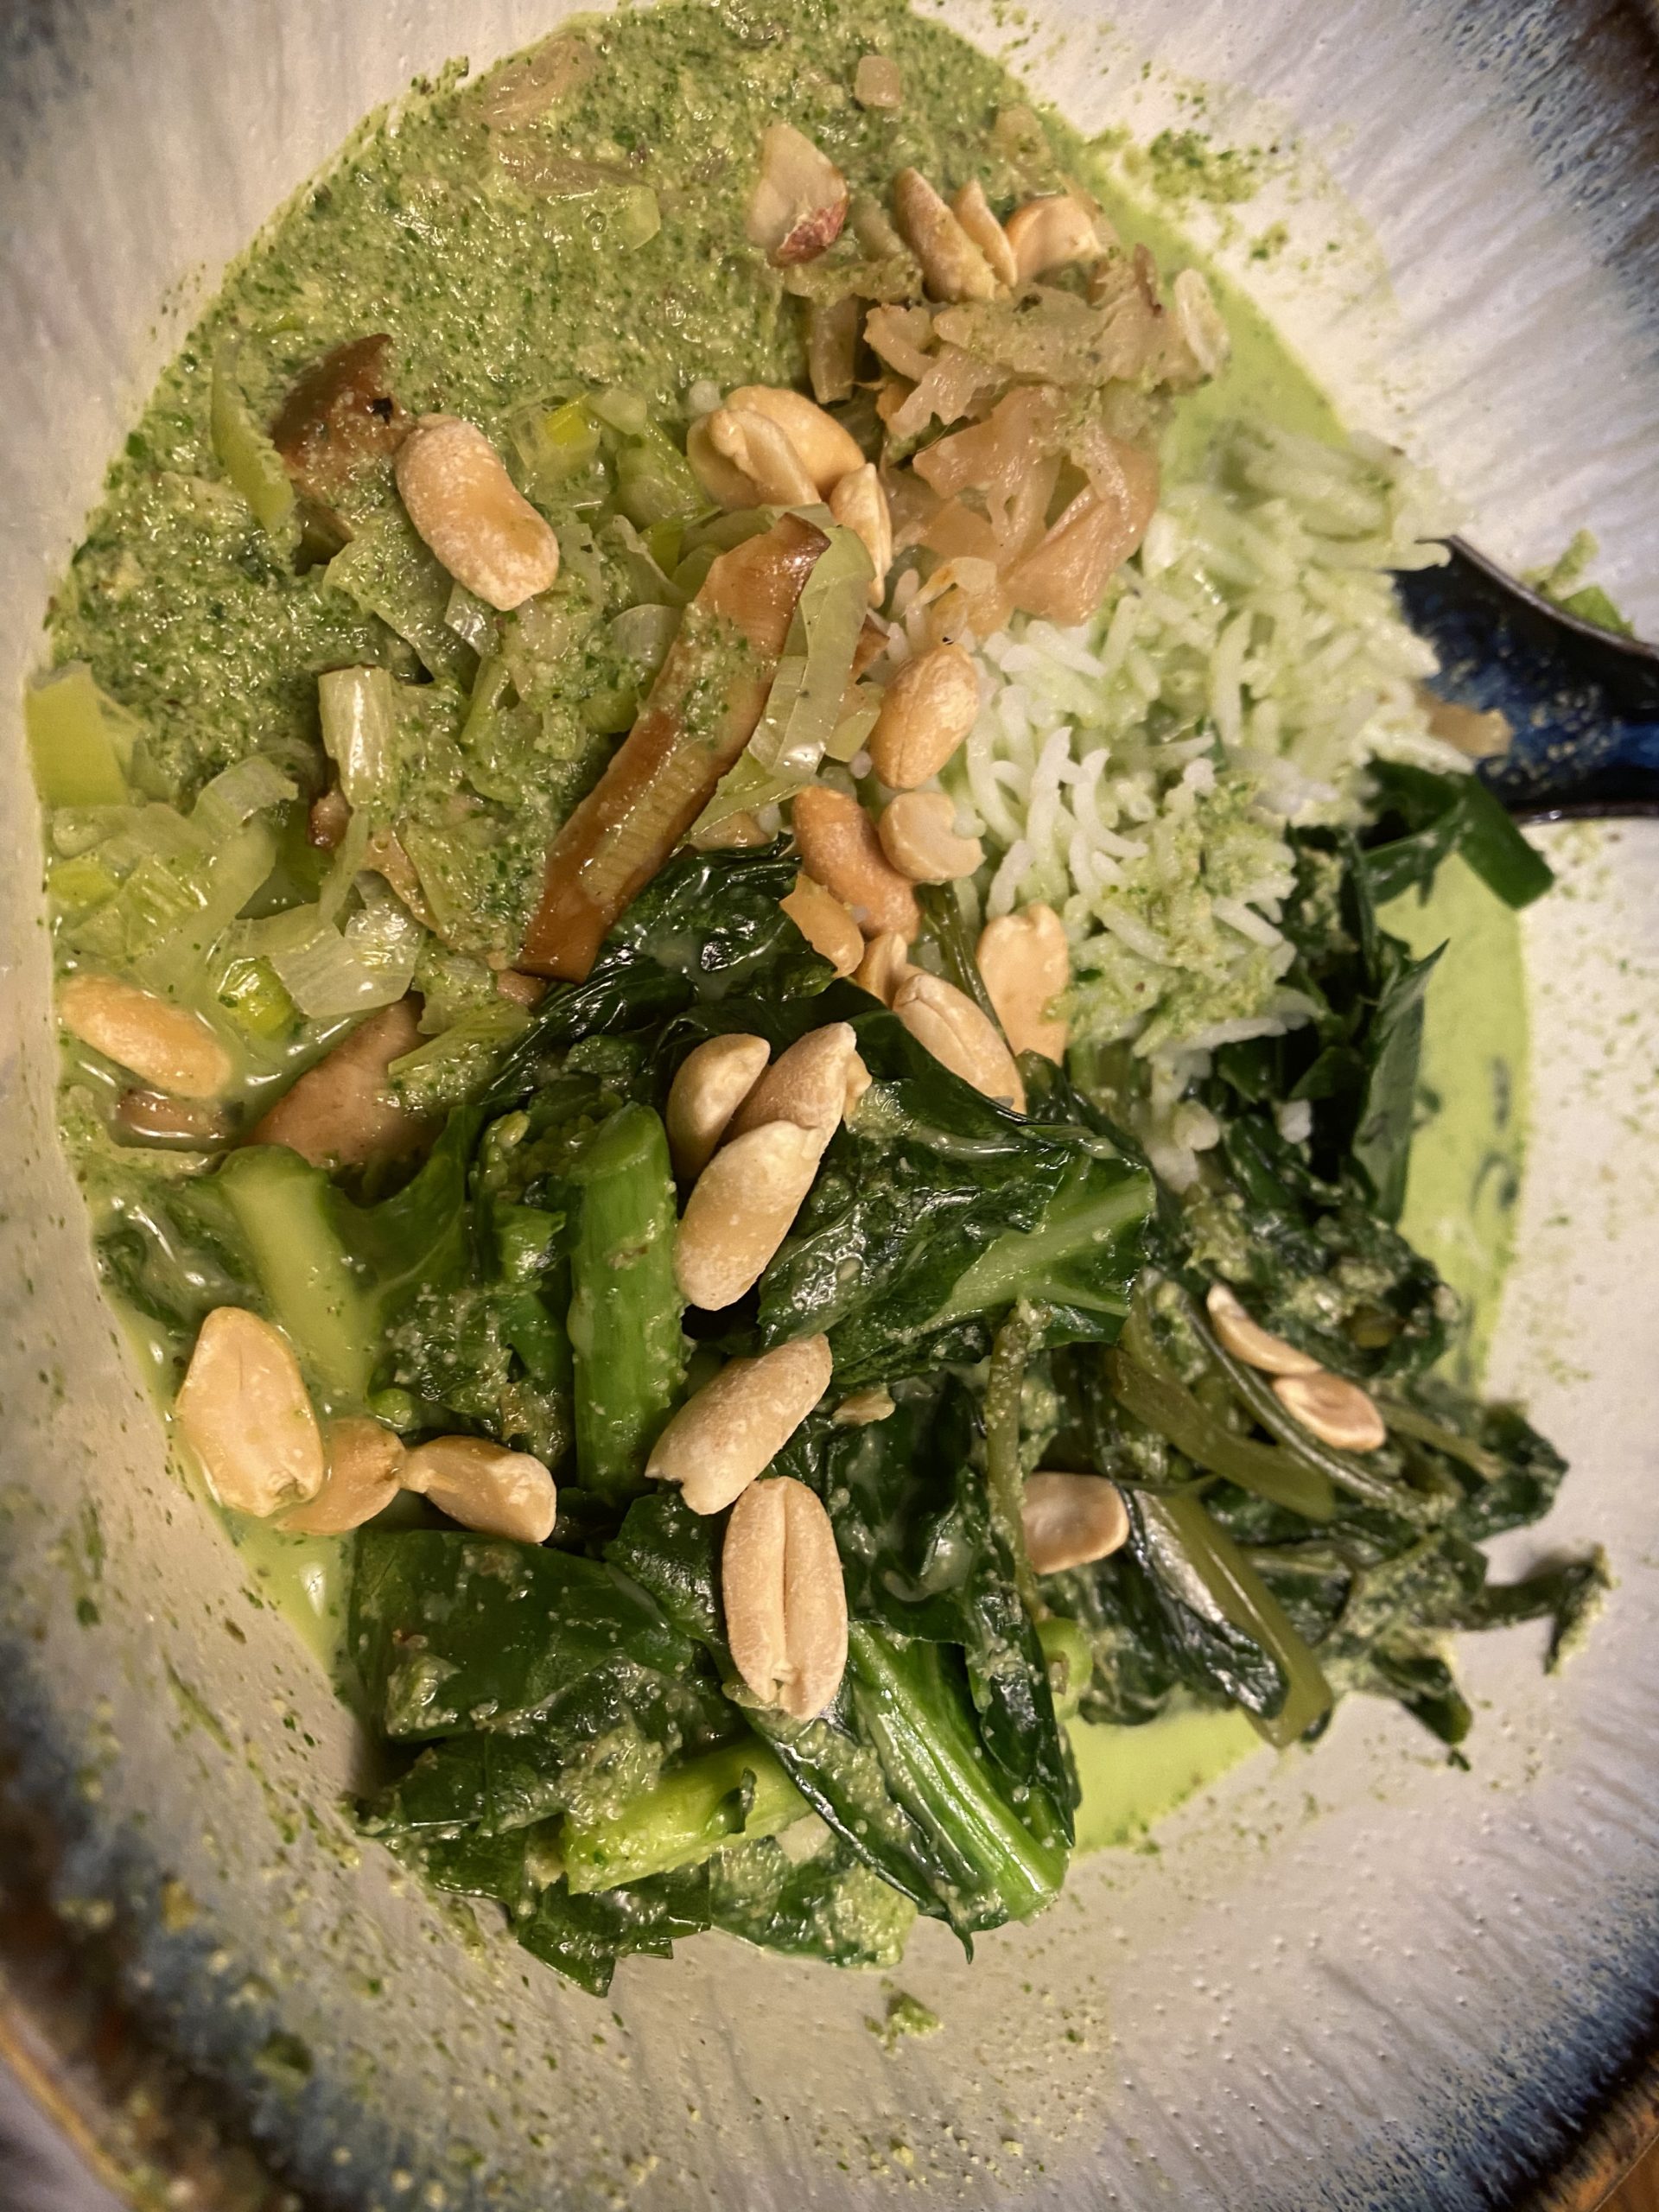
[209,340,297,545]
[318,664,401,813]
[25,664,136,808]
[191,754,298,844]
[254,876,422,1018]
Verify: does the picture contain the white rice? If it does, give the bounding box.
[931,416,1466,1179]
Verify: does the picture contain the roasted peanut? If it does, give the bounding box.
[1021,1472,1129,1573]
[282,1416,406,1535]
[685,414,763,510]
[791,785,920,938]
[1272,1370,1388,1453]
[831,1385,895,1427]
[977,903,1070,1064]
[950,178,1017,289]
[1004,194,1103,283]
[728,1023,864,1147]
[722,1476,848,1720]
[675,1120,824,1311]
[646,1334,833,1515]
[893,969,1025,1112]
[828,463,893,603]
[175,1306,324,1517]
[394,414,560,612]
[853,53,903,110]
[1205,1281,1320,1378]
[877,790,984,883]
[60,973,232,1099]
[666,1033,771,1181]
[706,405,819,506]
[746,123,849,267]
[868,641,980,790]
[401,1433,558,1542]
[727,385,864,497]
[853,931,913,1006]
[251,998,434,1170]
[780,874,863,977]
[892,168,997,302]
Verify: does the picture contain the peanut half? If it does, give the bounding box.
[60,973,232,1099]
[893,969,1026,1113]
[705,405,819,507]
[828,463,893,604]
[780,874,863,977]
[727,1023,864,1147]
[175,1306,324,1517]
[746,123,849,268]
[727,385,864,496]
[722,1476,849,1720]
[646,1334,833,1515]
[676,1120,824,1311]
[1021,1472,1129,1573]
[977,903,1070,1064]
[1004,194,1104,283]
[401,1433,558,1543]
[868,640,980,790]
[282,1416,406,1535]
[950,179,1017,289]
[791,785,920,938]
[1205,1281,1320,1378]
[395,414,560,612]
[892,168,997,302]
[666,1033,771,1181]
[853,931,913,1007]
[1272,1370,1388,1454]
[878,790,984,884]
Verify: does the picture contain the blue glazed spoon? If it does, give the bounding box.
[1396,538,1659,816]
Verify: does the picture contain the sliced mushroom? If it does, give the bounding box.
[250,998,435,1169]
[270,334,408,505]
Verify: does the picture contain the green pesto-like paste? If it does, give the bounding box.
[48,0,1529,1848]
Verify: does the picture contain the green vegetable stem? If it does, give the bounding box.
[566,1103,686,1499]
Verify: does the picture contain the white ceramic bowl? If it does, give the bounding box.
[2,5,1657,2205]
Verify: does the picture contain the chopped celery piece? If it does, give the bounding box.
[507,398,603,504]
[318,664,400,812]
[209,341,297,544]
[588,388,650,436]
[48,855,121,912]
[215,953,297,1039]
[190,755,296,844]
[443,582,496,652]
[325,514,476,684]
[566,1103,685,1501]
[251,878,423,1020]
[134,818,279,990]
[690,520,873,837]
[26,664,132,807]
[611,186,661,251]
[387,999,532,1115]
[562,1739,806,1894]
[614,423,705,530]
[644,519,684,573]
[218,1144,375,1408]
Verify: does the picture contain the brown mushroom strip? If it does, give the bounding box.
[518,514,829,981]
[270,334,408,504]
[250,998,436,1170]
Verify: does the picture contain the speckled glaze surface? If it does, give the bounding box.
[1,5,1656,2209]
